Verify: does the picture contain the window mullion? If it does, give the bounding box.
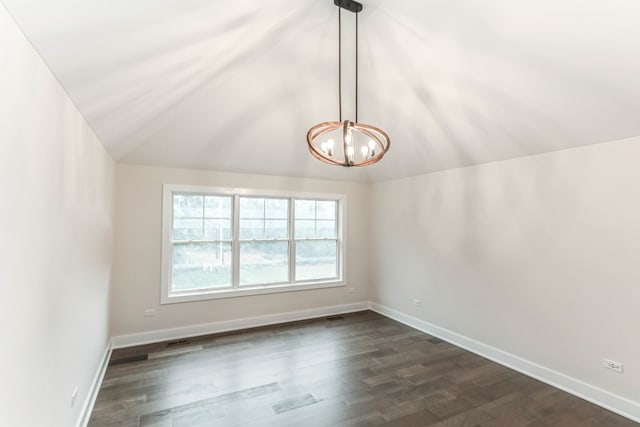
[314,200,318,237]
[201,195,205,239]
[289,198,295,283]
[338,200,343,281]
[262,198,266,237]
[232,195,240,289]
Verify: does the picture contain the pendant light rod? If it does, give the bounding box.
[336,1,362,123]
[338,7,342,121]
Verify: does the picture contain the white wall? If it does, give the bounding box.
[370,137,640,404]
[111,164,369,337]
[0,5,115,427]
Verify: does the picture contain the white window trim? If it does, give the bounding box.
[161,184,347,304]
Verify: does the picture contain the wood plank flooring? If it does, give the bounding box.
[89,311,637,426]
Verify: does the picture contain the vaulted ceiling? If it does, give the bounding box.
[3,0,640,181]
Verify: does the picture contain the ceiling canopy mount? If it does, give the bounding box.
[333,0,363,14]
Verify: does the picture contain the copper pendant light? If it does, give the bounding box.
[306,0,390,167]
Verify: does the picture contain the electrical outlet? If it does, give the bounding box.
[603,358,623,373]
[413,298,422,306]
[71,387,78,407]
[348,287,355,294]
[144,308,156,317]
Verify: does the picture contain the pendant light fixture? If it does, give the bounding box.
[307,0,390,167]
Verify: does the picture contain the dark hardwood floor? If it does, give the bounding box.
[89,311,637,426]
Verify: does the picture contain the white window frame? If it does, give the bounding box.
[161,184,346,304]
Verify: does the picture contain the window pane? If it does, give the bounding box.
[240,241,289,285]
[240,197,264,218]
[295,200,315,219]
[204,219,232,240]
[294,220,336,239]
[174,195,232,241]
[295,219,315,238]
[173,218,203,241]
[173,195,203,218]
[316,220,337,238]
[239,220,289,240]
[239,219,263,240]
[240,198,289,240]
[204,196,232,218]
[265,220,288,239]
[294,199,338,238]
[316,201,336,220]
[265,199,288,219]
[295,240,338,281]
[171,242,232,291]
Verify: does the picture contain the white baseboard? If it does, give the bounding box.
[111,302,370,349]
[370,302,640,423]
[76,341,112,427]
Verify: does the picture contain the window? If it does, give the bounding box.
[161,185,345,303]
[294,200,339,282]
[239,197,289,286]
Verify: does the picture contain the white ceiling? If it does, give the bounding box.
[3,0,640,182]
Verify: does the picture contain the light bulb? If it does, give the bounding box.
[326,139,335,156]
[368,139,376,150]
[361,146,369,158]
[345,133,352,144]
[346,146,354,157]
[320,142,328,153]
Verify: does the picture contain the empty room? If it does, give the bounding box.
[1,0,639,426]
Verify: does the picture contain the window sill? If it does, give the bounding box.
[161,280,345,305]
